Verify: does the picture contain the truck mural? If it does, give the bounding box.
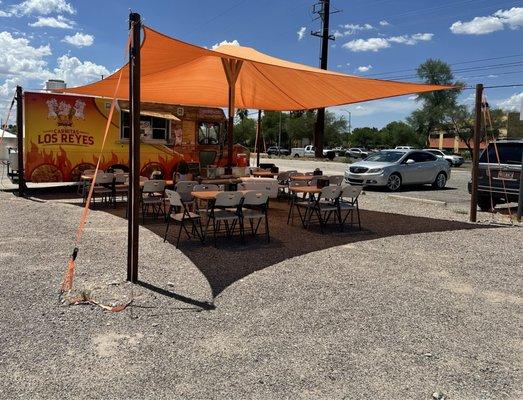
[23,91,247,182]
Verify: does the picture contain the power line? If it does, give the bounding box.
[366,53,523,77]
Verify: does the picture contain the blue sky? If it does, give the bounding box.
[0,0,522,128]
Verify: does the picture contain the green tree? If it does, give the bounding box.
[407,59,462,146]
[233,117,256,147]
[379,121,419,148]
[349,127,379,148]
[449,105,504,158]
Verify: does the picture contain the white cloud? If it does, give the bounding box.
[28,15,75,29]
[211,39,240,50]
[379,20,390,26]
[297,26,306,41]
[52,54,109,87]
[343,33,433,52]
[332,30,343,39]
[388,33,433,45]
[10,0,75,15]
[450,7,523,35]
[496,92,523,111]
[0,31,51,80]
[341,23,374,35]
[343,37,390,52]
[338,97,420,117]
[62,32,94,47]
[494,7,523,29]
[0,10,10,17]
[357,64,372,72]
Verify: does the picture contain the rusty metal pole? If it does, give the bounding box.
[256,110,262,167]
[127,12,141,283]
[16,86,26,197]
[517,150,523,222]
[469,83,483,222]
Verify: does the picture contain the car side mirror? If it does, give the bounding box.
[405,159,415,164]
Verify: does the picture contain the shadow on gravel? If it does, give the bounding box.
[24,188,490,303]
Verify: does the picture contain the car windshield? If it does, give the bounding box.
[364,151,404,162]
[442,150,453,155]
[479,143,523,164]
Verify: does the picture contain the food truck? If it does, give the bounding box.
[23,91,248,182]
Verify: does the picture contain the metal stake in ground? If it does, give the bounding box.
[469,83,483,223]
[517,150,523,222]
[127,12,141,283]
[16,85,26,197]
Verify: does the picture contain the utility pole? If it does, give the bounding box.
[347,111,351,135]
[469,83,483,223]
[311,0,338,158]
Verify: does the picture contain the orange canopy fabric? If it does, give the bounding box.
[63,26,452,110]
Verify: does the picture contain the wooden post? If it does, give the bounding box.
[469,83,483,222]
[16,85,25,197]
[256,110,262,167]
[127,12,141,283]
[221,58,243,175]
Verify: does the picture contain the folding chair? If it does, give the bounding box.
[339,185,362,231]
[164,189,204,247]
[329,175,344,186]
[241,191,270,242]
[276,171,291,197]
[205,191,244,245]
[301,185,342,233]
[141,179,166,222]
[174,180,199,210]
[89,172,114,207]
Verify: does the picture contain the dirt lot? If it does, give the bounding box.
[0,168,521,399]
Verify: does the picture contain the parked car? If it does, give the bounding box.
[345,149,451,191]
[266,146,290,156]
[346,148,369,159]
[426,149,465,167]
[468,140,522,211]
[395,146,414,150]
[291,145,335,160]
[332,146,347,156]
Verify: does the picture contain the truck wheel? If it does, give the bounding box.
[294,154,299,158]
[386,173,402,191]
[478,196,496,211]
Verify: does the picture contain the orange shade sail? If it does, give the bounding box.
[63,26,452,110]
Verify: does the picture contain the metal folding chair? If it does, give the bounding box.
[339,185,362,231]
[164,189,204,247]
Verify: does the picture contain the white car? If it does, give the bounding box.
[347,148,369,158]
[426,149,464,167]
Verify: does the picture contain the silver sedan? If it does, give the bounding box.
[345,149,451,191]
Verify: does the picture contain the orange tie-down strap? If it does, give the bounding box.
[60,28,133,299]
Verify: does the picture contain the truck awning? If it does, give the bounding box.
[121,109,181,121]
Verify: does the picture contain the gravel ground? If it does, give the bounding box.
[0,184,521,399]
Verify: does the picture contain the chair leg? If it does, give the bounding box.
[163,217,171,242]
[356,205,361,230]
[176,221,184,248]
[265,215,270,243]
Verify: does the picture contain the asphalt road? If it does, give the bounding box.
[257,156,473,206]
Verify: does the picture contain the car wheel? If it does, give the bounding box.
[294,154,299,158]
[386,173,402,191]
[432,172,447,189]
[478,195,496,211]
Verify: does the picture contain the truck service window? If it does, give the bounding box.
[198,122,221,145]
[121,111,170,141]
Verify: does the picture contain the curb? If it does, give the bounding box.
[388,194,447,206]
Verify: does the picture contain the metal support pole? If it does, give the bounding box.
[256,110,262,167]
[278,111,282,150]
[517,150,523,222]
[127,12,141,283]
[225,83,234,175]
[469,83,483,223]
[16,85,25,197]
[313,0,331,158]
